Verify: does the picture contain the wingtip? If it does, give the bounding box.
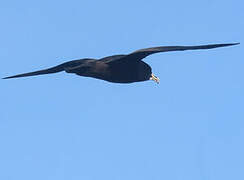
[222,42,240,46]
[218,42,240,48]
[2,76,17,79]
[2,76,15,79]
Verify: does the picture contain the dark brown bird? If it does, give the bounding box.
[3,43,239,84]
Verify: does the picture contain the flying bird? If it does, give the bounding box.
[3,43,239,84]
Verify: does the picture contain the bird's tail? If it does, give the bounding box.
[2,60,83,79]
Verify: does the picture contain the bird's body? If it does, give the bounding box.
[3,43,239,84]
[100,57,152,83]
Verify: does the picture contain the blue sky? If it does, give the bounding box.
[0,0,243,179]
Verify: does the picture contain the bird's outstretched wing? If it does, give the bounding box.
[122,43,240,62]
[3,59,94,79]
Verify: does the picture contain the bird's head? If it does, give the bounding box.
[137,61,160,84]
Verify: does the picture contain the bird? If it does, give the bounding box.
[3,43,239,84]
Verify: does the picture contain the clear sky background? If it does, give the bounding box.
[0,0,243,180]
